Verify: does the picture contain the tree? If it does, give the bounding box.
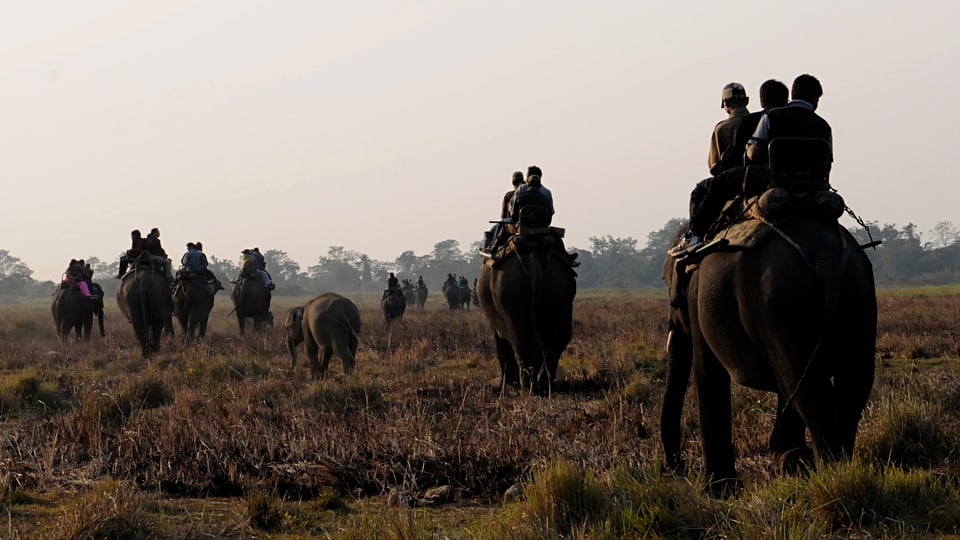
[0,250,33,280]
[927,221,959,250]
[263,249,302,284]
[208,255,240,284]
[431,240,465,263]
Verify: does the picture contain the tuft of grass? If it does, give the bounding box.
[0,371,70,414]
[246,489,285,531]
[807,461,960,535]
[603,465,720,539]
[859,395,957,468]
[521,460,609,536]
[52,479,156,539]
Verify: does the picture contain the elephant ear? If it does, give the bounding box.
[285,307,304,329]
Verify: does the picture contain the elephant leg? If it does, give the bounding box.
[151,321,164,353]
[333,338,356,376]
[831,335,876,459]
[305,337,321,377]
[237,316,246,336]
[198,317,208,339]
[513,332,545,394]
[770,395,813,475]
[319,347,334,376]
[661,328,693,473]
[82,316,93,341]
[494,333,519,388]
[693,345,738,494]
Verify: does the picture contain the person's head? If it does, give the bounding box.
[150,227,160,238]
[721,82,748,110]
[791,74,823,108]
[527,165,542,179]
[758,79,789,109]
[511,171,524,187]
[253,247,260,253]
[527,174,542,188]
[131,229,141,239]
[195,241,203,251]
[186,242,196,250]
[389,272,395,277]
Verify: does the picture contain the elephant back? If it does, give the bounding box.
[231,276,271,316]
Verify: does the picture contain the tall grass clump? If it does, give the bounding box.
[52,479,156,539]
[859,394,957,468]
[520,459,609,536]
[807,461,960,535]
[0,370,69,414]
[603,465,720,539]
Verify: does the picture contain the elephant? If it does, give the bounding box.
[401,280,416,305]
[52,281,105,341]
[285,293,361,378]
[381,288,406,323]
[442,283,461,310]
[117,258,174,357]
[470,286,479,309]
[660,211,877,494]
[172,271,219,344]
[230,274,272,335]
[477,231,577,395]
[414,283,428,310]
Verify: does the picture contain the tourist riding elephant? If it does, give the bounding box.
[401,280,416,305]
[285,293,361,378]
[477,231,577,395]
[415,283,428,310]
[661,212,877,494]
[381,288,406,323]
[117,259,173,357]
[52,281,105,341]
[442,283,460,310]
[231,275,272,335]
[172,271,219,344]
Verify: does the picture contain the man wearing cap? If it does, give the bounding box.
[482,170,528,254]
[708,82,751,176]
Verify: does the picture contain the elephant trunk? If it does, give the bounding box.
[528,249,548,391]
[287,336,298,368]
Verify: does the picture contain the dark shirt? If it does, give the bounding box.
[129,238,145,257]
[252,251,266,270]
[500,189,517,219]
[181,249,207,273]
[387,276,399,288]
[144,235,166,257]
[510,183,555,226]
[749,100,833,177]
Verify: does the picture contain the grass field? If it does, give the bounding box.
[1,287,959,538]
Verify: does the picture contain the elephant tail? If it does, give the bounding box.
[528,249,549,385]
[335,319,362,375]
[781,229,844,413]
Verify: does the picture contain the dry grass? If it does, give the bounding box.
[0,290,959,537]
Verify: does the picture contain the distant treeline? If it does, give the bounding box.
[2,219,959,302]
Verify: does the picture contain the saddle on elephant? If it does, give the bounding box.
[174,269,221,295]
[485,226,580,271]
[484,205,579,268]
[666,172,868,309]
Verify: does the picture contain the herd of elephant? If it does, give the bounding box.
[50,205,880,493]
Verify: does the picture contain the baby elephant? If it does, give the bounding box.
[285,293,361,377]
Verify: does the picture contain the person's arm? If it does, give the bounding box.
[745,113,771,164]
[707,124,722,173]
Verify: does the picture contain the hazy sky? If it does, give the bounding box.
[3,1,958,281]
